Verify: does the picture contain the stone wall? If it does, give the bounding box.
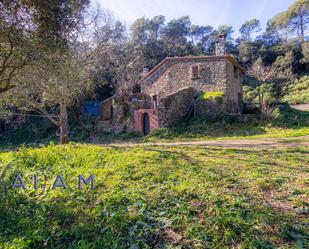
[195,99,224,119]
[225,60,244,113]
[158,87,195,127]
[98,93,151,133]
[140,56,244,115]
[141,58,227,99]
[100,97,113,121]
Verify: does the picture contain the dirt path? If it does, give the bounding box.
[99,135,309,149]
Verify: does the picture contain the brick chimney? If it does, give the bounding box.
[215,32,227,56]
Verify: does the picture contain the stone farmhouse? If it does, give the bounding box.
[97,34,245,135]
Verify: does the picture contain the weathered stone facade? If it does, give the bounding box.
[97,55,244,134]
[195,99,224,119]
[97,93,151,133]
[225,60,244,113]
[142,60,226,99]
[157,87,195,126]
[140,56,244,114]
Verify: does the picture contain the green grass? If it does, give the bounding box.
[0,143,308,248]
[1,104,309,149]
[90,105,309,144]
[143,122,309,142]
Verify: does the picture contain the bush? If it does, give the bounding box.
[243,83,276,105]
[243,102,259,114]
[271,104,309,127]
[197,91,224,104]
[282,76,309,104]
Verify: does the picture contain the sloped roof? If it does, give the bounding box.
[139,55,245,83]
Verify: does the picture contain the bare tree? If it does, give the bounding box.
[247,58,274,118]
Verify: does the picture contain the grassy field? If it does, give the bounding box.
[0,143,308,248]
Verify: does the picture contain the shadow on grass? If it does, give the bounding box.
[1,176,307,248]
[0,146,308,248]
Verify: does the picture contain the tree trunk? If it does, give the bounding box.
[59,103,69,144]
[299,14,304,43]
[258,87,262,111]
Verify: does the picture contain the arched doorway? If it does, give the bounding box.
[143,113,150,135]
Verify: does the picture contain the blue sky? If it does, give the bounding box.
[93,0,295,37]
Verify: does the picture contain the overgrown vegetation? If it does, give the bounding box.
[1,0,309,145]
[0,143,308,248]
[282,76,309,104]
[1,104,308,148]
[0,1,308,248]
[144,104,309,142]
[197,91,224,104]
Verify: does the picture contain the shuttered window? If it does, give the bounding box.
[191,65,199,79]
[233,66,238,79]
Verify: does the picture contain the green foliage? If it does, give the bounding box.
[197,91,224,104]
[0,117,57,150]
[268,0,309,40]
[243,83,276,104]
[282,76,309,104]
[271,104,309,127]
[144,113,309,143]
[239,19,261,41]
[238,41,260,65]
[0,143,308,248]
[301,42,309,63]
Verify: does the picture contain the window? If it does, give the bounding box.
[239,72,243,82]
[191,65,199,79]
[233,66,238,79]
[152,95,158,108]
[132,84,141,93]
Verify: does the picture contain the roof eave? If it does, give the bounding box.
[139,55,245,83]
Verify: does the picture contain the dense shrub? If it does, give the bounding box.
[271,104,309,127]
[282,76,309,104]
[243,83,276,104]
[197,91,224,104]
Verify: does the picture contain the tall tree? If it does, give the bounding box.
[269,0,309,42]
[239,19,261,42]
[160,16,191,44]
[238,41,260,65]
[247,57,274,115]
[301,41,309,64]
[5,47,95,144]
[2,0,96,144]
[0,1,36,94]
[148,15,165,41]
[28,0,91,45]
[131,17,149,44]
